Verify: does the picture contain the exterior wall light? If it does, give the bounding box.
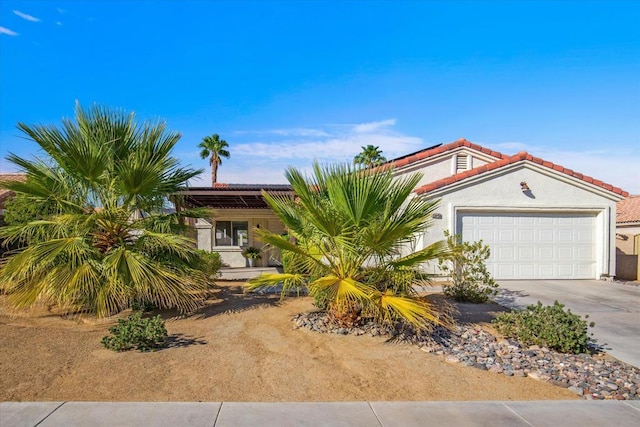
[520,181,530,191]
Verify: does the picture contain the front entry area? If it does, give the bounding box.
[458,211,597,279]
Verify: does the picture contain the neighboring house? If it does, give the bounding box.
[0,173,27,224]
[186,139,628,279]
[615,195,640,280]
[182,183,294,268]
[388,139,627,280]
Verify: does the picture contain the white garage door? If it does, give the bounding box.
[458,212,596,279]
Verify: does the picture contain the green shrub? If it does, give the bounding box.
[101,312,168,352]
[492,301,595,354]
[241,246,262,259]
[312,288,331,310]
[195,249,222,280]
[130,299,156,312]
[438,231,498,302]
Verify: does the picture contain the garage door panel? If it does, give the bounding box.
[519,230,534,242]
[576,229,592,242]
[496,264,515,278]
[518,264,535,277]
[538,264,554,277]
[576,264,594,277]
[478,230,494,241]
[538,229,554,242]
[457,212,596,279]
[518,246,534,260]
[558,230,573,242]
[499,229,514,242]
[537,246,554,260]
[498,247,515,261]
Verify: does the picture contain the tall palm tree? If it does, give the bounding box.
[247,162,449,331]
[354,144,387,168]
[198,134,230,185]
[0,103,212,317]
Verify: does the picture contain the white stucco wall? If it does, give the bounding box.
[417,162,621,278]
[195,209,286,268]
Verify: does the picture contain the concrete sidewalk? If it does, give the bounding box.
[2,401,639,427]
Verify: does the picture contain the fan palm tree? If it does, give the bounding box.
[0,103,212,317]
[354,145,386,168]
[246,162,449,331]
[198,134,230,185]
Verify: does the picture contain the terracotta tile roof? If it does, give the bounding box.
[384,138,506,170]
[415,151,629,197]
[0,173,27,203]
[617,195,640,224]
[192,183,293,191]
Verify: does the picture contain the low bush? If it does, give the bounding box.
[492,301,595,354]
[438,231,498,303]
[312,288,331,310]
[101,312,168,352]
[195,249,222,280]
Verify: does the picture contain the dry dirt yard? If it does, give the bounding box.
[0,281,577,402]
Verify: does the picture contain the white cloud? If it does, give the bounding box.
[489,141,640,195]
[534,148,639,195]
[203,119,426,184]
[0,26,19,36]
[352,119,397,134]
[13,10,41,22]
[234,128,330,137]
[491,141,529,153]
[232,120,423,162]
[55,21,63,26]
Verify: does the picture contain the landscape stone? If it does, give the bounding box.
[291,311,640,400]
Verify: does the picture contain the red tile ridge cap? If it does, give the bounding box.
[415,151,629,197]
[385,138,507,170]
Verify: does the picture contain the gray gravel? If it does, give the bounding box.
[292,311,640,400]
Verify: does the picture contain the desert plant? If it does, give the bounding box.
[101,311,168,352]
[353,144,386,168]
[438,231,498,303]
[246,162,449,331]
[195,249,223,279]
[242,246,262,259]
[492,301,595,354]
[0,103,212,316]
[2,191,60,226]
[198,133,230,185]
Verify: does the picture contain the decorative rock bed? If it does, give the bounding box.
[292,311,640,400]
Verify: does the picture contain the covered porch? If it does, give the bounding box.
[181,184,295,268]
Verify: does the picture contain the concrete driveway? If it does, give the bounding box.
[495,280,640,368]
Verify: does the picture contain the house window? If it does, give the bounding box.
[215,221,248,246]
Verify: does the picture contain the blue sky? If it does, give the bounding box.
[1,1,639,192]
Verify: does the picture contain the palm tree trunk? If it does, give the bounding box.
[211,159,218,185]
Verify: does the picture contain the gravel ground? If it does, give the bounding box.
[293,311,640,400]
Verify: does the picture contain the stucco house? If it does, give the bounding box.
[182,184,294,268]
[615,195,640,280]
[385,139,627,280]
[186,139,628,279]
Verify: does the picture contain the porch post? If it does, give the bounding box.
[195,218,213,251]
